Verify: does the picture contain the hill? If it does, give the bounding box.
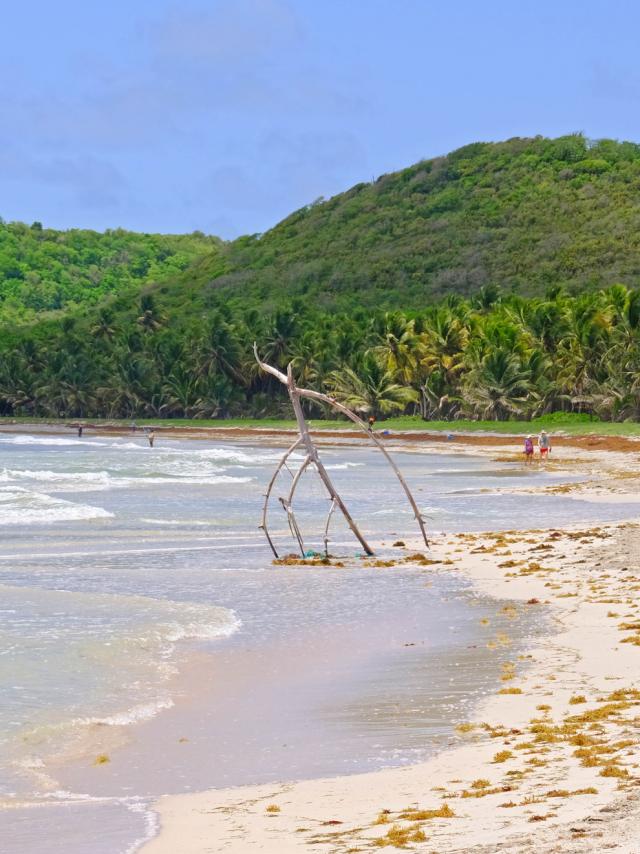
[206,133,640,310]
[0,221,220,321]
[2,134,640,423]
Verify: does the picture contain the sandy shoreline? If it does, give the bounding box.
[3,418,640,454]
[3,424,640,850]
[138,445,640,852]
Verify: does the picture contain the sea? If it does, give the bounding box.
[0,429,637,853]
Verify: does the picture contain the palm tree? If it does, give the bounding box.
[555,295,612,411]
[136,294,165,332]
[197,314,247,386]
[419,307,469,387]
[325,354,418,419]
[263,311,298,369]
[462,347,533,420]
[91,308,118,340]
[369,312,423,384]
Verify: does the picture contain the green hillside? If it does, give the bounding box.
[2,134,640,423]
[208,133,640,310]
[0,221,220,321]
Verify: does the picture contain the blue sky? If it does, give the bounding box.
[1,0,637,237]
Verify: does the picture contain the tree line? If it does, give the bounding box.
[0,220,219,322]
[2,284,640,422]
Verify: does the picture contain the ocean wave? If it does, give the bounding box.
[196,446,304,465]
[324,462,365,470]
[2,468,115,492]
[139,518,213,526]
[128,474,254,486]
[108,441,151,449]
[1,468,253,492]
[1,592,241,777]
[77,698,176,727]
[371,507,412,516]
[0,487,113,525]
[2,435,106,447]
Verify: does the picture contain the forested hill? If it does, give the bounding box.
[0,221,219,321]
[4,134,640,422]
[4,134,640,323]
[208,134,640,310]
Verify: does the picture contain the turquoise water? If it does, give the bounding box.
[0,431,636,853]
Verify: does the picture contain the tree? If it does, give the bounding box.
[326,354,418,419]
[462,348,533,420]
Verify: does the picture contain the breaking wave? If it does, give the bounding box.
[0,487,113,525]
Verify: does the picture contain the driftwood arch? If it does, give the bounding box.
[254,345,428,558]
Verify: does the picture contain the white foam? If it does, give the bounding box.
[130,474,253,485]
[139,518,212,527]
[1,468,253,493]
[3,469,115,492]
[3,435,106,447]
[324,462,365,470]
[125,799,160,854]
[109,441,149,449]
[196,447,304,465]
[0,487,113,525]
[79,698,175,727]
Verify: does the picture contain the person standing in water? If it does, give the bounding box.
[524,434,534,465]
[538,429,551,462]
[77,424,83,438]
[148,429,155,448]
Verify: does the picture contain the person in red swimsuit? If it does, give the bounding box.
[538,430,551,461]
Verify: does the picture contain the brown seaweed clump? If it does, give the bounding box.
[272,554,344,567]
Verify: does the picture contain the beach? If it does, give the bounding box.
[143,519,640,853]
[0,424,639,852]
[136,429,640,853]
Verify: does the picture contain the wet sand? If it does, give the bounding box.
[2,418,640,454]
[143,520,640,853]
[137,437,640,853]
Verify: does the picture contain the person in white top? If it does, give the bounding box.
[538,430,551,461]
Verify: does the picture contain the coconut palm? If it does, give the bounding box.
[462,347,533,420]
[369,312,423,384]
[325,354,418,418]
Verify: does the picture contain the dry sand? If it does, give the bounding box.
[141,445,640,853]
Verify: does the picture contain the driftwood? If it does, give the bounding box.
[254,345,428,557]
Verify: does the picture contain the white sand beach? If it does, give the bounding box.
[143,446,640,853]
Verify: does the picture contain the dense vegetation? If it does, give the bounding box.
[2,134,640,423]
[207,133,640,310]
[0,220,219,321]
[2,283,640,423]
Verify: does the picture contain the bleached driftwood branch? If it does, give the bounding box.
[254,344,428,557]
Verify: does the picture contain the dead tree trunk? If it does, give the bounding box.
[254,345,428,557]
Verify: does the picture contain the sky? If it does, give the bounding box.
[1,0,638,238]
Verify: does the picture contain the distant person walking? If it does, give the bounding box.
[524,434,534,465]
[77,424,83,438]
[368,415,376,432]
[148,429,155,448]
[538,430,551,461]
[131,421,137,434]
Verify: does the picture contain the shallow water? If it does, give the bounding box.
[0,431,636,853]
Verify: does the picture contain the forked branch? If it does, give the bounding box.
[254,344,428,556]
